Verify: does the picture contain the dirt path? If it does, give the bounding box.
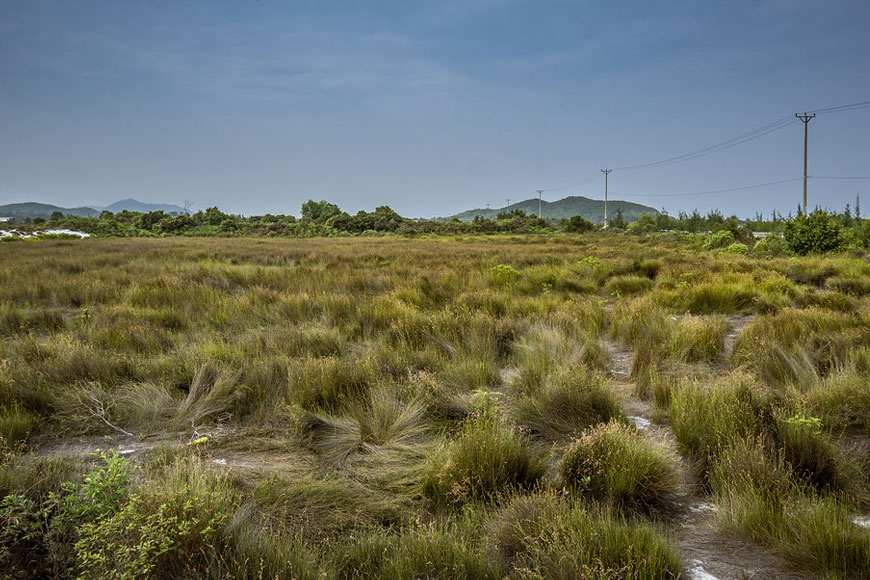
[603,316,810,580]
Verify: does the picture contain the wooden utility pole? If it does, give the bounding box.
[796,113,815,217]
[601,169,612,227]
[536,190,544,218]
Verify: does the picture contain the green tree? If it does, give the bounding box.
[301,200,341,223]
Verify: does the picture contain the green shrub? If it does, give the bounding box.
[725,242,748,255]
[490,264,520,287]
[783,211,843,255]
[423,413,547,506]
[703,230,734,249]
[560,421,677,510]
[752,234,790,257]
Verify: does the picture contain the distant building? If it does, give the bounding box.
[0,217,11,223]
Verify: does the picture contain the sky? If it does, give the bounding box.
[1,0,869,218]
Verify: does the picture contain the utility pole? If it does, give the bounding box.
[536,189,544,218]
[796,113,815,217]
[601,169,612,227]
[505,198,511,208]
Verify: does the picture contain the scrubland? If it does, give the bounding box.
[1,233,868,579]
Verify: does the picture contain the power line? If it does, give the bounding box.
[612,176,804,198]
[812,175,870,180]
[808,99,870,115]
[612,115,797,171]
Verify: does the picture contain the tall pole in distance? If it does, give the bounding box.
[796,113,815,217]
[601,169,612,227]
[537,189,544,219]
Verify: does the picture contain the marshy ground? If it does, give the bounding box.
[1,234,868,579]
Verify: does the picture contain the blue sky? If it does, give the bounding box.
[2,0,869,217]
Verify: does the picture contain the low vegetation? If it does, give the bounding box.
[1,233,869,578]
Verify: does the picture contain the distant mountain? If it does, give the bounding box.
[445,195,659,224]
[0,202,99,221]
[97,199,188,214]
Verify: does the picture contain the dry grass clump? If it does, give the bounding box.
[560,421,678,511]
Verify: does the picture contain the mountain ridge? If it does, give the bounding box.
[444,195,659,223]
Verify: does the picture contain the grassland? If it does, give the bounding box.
[1,233,868,579]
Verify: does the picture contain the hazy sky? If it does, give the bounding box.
[2,0,869,218]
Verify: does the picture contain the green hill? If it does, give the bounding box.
[446,195,659,223]
[0,202,99,221]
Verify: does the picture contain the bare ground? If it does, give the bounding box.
[604,315,811,580]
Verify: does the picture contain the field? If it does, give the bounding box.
[1,234,869,579]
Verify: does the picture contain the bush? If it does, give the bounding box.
[560,421,677,510]
[703,230,734,249]
[423,413,547,506]
[489,264,520,287]
[726,242,748,254]
[752,234,790,257]
[783,211,843,255]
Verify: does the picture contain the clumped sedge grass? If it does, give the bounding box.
[604,274,653,296]
[713,441,870,578]
[302,387,430,465]
[0,404,37,447]
[807,368,870,435]
[733,307,865,388]
[511,366,622,440]
[669,374,772,481]
[667,315,727,363]
[560,421,678,511]
[0,454,82,501]
[487,492,682,579]
[248,473,409,542]
[512,322,609,394]
[3,235,870,577]
[423,412,547,506]
[776,412,855,495]
[331,515,500,580]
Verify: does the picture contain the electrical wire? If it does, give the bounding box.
[807,99,870,115]
[612,116,797,171]
[811,175,870,180]
[611,177,804,198]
